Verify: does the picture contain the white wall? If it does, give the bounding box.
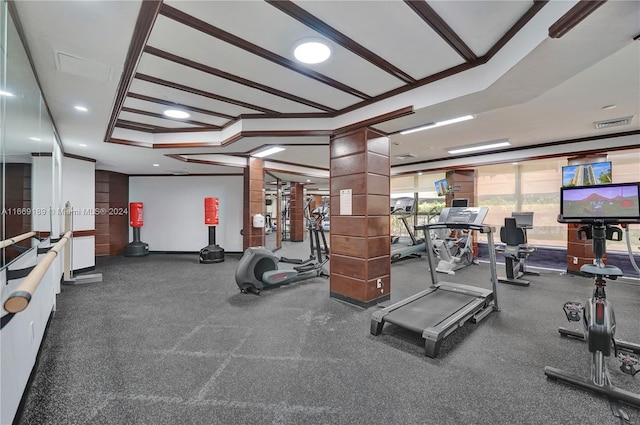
[62,156,95,270]
[31,156,53,233]
[129,176,244,252]
[0,241,61,425]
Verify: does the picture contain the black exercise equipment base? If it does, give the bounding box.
[544,366,640,409]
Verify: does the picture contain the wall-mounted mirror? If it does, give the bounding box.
[1,2,60,269]
[264,173,280,252]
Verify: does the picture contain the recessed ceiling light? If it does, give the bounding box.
[74,105,88,112]
[163,109,190,119]
[29,137,41,141]
[153,163,160,167]
[306,179,311,183]
[0,90,15,97]
[418,172,423,176]
[293,39,331,64]
[253,146,285,158]
[79,143,87,147]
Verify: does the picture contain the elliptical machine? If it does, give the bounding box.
[431,200,481,274]
[235,201,329,294]
[545,182,640,415]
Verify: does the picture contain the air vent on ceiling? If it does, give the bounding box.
[55,51,113,82]
[394,153,416,160]
[594,116,633,130]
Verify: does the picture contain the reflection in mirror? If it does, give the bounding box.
[1,3,57,269]
[264,173,280,252]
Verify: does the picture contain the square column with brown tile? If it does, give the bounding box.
[329,128,390,308]
[445,169,475,207]
[243,157,265,250]
[289,182,306,242]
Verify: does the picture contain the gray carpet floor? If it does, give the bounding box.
[16,243,640,425]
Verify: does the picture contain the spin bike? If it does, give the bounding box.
[545,183,640,414]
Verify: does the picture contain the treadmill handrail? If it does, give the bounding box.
[415,223,495,234]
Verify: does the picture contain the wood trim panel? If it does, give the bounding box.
[145,46,337,113]
[159,3,371,100]
[393,131,640,174]
[120,106,222,129]
[63,153,96,163]
[549,0,607,39]
[266,0,416,84]
[403,0,478,62]
[338,2,547,116]
[135,73,279,114]
[106,138,154,148]
[72,230,97,237]
[484,0,548,60]
[104,0,162,142]
[333,107,414,136]
[128,92,235,120]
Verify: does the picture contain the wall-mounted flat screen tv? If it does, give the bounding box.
[435,178,448,196]
[559,182,640,223]
[562,161,612,187]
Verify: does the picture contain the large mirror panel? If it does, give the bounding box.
[1,1,58,269]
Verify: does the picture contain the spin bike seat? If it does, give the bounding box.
[580,264,623,277]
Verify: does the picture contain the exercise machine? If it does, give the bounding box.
[235,206,329,294]
[545,182,640,415]
[495,212,539,286]
[280,198,328,264]
[430,201,478,274]
[390,197,425,263]
[371,206,499,357]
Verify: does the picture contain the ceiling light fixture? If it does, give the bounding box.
[252,146,285,158]
[400,115,474,135]
[79,143,87,147]
[163,109,190,119]
[153,163,160,167]
[0,90,15,97]
[293,39,331,64]
[29,137,41,141]
[74,105,88,112]
[447,139,510,155]
[602,104,617,110]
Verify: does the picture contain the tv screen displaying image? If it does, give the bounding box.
[559,182,640,223]
[435,178,448,197]
[562,161,612,187]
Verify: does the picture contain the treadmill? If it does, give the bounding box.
[371,206,500,357]
[390,197,425,263]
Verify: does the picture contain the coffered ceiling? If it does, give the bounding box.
[9,1,640,186]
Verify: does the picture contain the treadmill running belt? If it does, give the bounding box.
[384,290,477,334]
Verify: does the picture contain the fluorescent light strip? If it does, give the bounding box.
[448,140,510,154]
[0,90,15,97]
[253,147,285,158]
[400,115,473,135]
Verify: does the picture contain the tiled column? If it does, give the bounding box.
[329,128,390,307]
[243,157,265,249]
[289,182,306,242]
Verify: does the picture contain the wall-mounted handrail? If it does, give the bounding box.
[3,231,72,314]
[0,231,37,249]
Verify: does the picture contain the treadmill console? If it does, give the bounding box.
[438,207,488,226]
[391,197,415,214]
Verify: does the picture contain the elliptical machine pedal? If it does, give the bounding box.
[562,301,583,322]
[618,351,639,376]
